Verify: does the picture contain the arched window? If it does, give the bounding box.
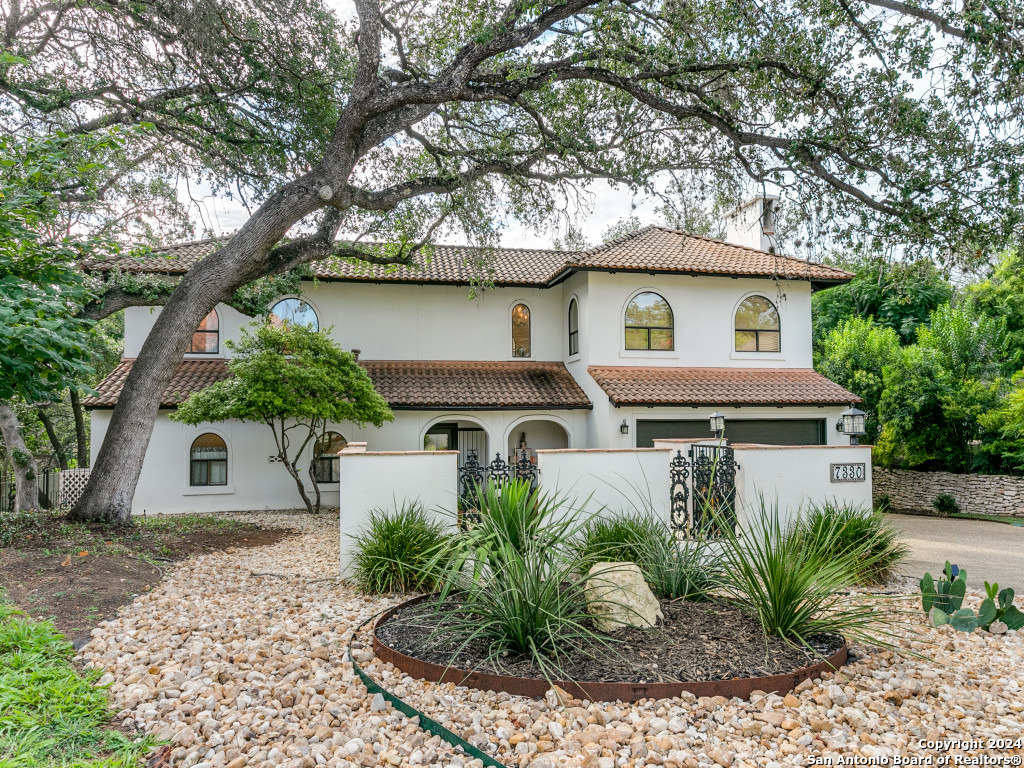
[313,431,347,483]
[268,298,319,331]
[625,292,673,350]
[735,295,781,352]
[568,298,579,356]
[187,309,219,354]
[512,303,531,357]
[190,433,227,486]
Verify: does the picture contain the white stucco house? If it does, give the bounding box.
[83,197,863,515]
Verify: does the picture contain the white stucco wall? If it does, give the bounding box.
[337,450,459,572]
[122,272,814,374]
[535,448,671,523]
[731,443,874,529]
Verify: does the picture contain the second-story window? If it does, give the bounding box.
[735,295,781,352]
[187,309,219,354]
[568,298,579,356]
[512,303,531,357]
[625,292,674,350]
[269,298,319,331]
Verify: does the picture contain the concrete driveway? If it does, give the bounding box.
[886,513,1024,589]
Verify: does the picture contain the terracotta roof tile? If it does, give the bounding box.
[362,360,591,409]
[82,358,231,407]
[84,227,851,286]
[587,366,860,406]
[569,226,851,282]
[83,358,592,410]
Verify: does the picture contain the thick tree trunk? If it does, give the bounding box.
[36,406,69,471]
[69,389,88,467]
[70,181,325,523]
[0,403,40,513]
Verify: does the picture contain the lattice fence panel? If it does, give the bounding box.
[59,468,91,510]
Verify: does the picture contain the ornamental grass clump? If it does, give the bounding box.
[713,497,907,650]
[801,501,908,585]
[576,510,717,600]
[348,501,451,593]
[425,480,618,678]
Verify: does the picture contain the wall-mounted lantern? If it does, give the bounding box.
[620,419,629,435]
[836,404,867,445]
[709,411,725,439]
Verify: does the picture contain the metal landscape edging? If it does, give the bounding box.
[372,595,849,703]
[347,610,507,768]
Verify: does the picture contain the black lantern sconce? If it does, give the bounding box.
[836,404,867,445]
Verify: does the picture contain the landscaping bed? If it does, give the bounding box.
[0,510,290,641]
[376,595,844,685]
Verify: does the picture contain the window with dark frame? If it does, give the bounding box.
[734,295,781,352]
[187,309,219,354]
[190,433,227,486]
[624,292,674,350]
[512,303,531,357]
[568,298,579,355]
[313,431,346,483]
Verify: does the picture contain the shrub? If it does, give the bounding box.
[801,502,908,585]
[874,494,893,514]
[426,485,618,678]
[713,498,906,649]
[933,493,960,516]
[576,511,717,600]
[348,501,451,593]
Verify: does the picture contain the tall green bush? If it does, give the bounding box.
[348,502,451,593]
[800,502,907,585]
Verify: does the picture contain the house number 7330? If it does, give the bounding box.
[830,462,866,482]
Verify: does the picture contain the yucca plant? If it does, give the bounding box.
[713,497,909,650]
[347,501,452,593]
[574,511,665,567]
[801,501,908,585]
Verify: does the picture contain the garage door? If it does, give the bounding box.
[636,419,826,447]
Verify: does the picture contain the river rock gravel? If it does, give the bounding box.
[79,511,1024,768]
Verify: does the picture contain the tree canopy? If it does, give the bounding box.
[171,323,393,513]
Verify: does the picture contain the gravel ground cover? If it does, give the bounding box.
[79,511,1024,768]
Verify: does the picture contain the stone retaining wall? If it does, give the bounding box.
[873,467,1024,517]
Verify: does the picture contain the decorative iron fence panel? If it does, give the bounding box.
[669,444,740,538]
[457,450,539,521]
[59,468,91,511]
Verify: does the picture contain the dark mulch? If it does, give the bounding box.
[0,513,290,644]
[376,597,844,684]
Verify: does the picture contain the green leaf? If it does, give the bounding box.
[1000,606,1024,631]
[949,608,978,633]
[930,606,950,626]
[998,587,1015,610]
[978,598,997,629]
[920,572,936,612]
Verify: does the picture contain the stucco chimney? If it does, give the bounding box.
[722,195,780,253]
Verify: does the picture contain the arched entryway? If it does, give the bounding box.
[422,418,489,467]
[505,417,570,463]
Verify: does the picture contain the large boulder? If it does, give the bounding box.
[584,562,663,632]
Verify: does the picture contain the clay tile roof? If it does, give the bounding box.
[83,358,592,410]
[568,226,852,282]
[361,360,592,409]
[83,227,851,286]
[81,358,231,407]
[587,366,861,406]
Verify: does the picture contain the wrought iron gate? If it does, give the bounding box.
[669,444,740,537]
[457,450,538,516]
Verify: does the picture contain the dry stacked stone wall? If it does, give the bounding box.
[874,467,1024,517]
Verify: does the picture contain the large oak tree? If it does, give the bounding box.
[4,0,1022,522]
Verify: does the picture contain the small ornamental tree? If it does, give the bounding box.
[171,323,393,513]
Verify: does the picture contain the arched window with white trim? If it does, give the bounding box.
[313,431,347,483]
[268,298,319,331]
[625,292,673,350]
[187,309,220,354]
[735,295,781,352]
[190,433,227,486]
[512,303,531,357]
[568,298,579,355]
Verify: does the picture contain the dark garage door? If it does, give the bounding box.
[636,418,826,447]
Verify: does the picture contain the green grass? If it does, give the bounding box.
[0,597,153,767]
